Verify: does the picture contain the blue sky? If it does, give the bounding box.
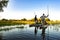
[0,0,60,20]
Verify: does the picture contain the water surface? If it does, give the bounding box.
[0,24,60,40]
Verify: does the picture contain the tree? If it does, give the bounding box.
[2,18,8,21]
[0,0,9,12]
[21,18,27,21]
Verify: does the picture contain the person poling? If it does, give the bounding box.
[34,15,38,24]
[40,13,49,25]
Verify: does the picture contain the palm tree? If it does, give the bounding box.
[0,0,9,12]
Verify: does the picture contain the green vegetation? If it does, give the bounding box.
[0,0,9,12]
[0,27,13,31]
[0,20,21,26]
[0,18,27,26]
[16,26,24,28]
[0,18,60,26]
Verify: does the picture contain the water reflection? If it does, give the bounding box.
[53,25,60,31]
[0,25,25,32]
[0,28,13,32]
[34,27,38,35]
[41,26,47,40]
[34,25,48,40]
[0,25,60,40]
[0,33,3,40]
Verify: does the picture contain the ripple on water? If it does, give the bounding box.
[0,25,60,40]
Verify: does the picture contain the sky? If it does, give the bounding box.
[0,0,60,20]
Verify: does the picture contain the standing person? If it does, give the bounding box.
[40,13,49,25]
[34,15,38,24]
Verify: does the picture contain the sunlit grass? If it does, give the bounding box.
[0,19,60,26]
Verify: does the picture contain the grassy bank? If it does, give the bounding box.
[0,20,60,26]
[0,20,22,26]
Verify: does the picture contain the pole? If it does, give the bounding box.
[47,5,49,17]
[47,5,49,40]
[34,12,36,15]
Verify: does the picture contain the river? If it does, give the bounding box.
[0,24,60,40]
